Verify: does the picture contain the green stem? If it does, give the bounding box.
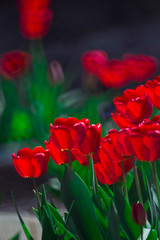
[68,150,72,169]
[33,178,42,222]
[151,162,160,208]
[91,154,97,195]
[131,155,143,204]
[141,226,143,240]
[87,154,91,187]
[121,161,129,201]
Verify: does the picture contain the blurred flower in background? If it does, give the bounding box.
[81,50,158,89]
[17,0,53,39]
[0,50,32,80]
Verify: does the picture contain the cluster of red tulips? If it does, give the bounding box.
[12,74,160,186]
[17,0,53,39]
[81,50,158,88]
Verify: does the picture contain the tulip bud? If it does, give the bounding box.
[131,202,147,226]
[49,60,64,85]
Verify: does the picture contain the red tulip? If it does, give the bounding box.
[98,59,130,88]
[0,50,31,80]
[81,50,108,75]
[45,137,76,165]
[45,117,90,165]
[75,123,102,157]
[123,53,158,82]
[111,112,137,129]
[49,117,88,151]
[108,128,133,156]
[144,75,160,109]
[131,202,147,225]
[12,146,50,178]
[129,120,160,161]
[17,0,53,39]
[17,0,51,11]
[113,85,153,126]
[19,9,53,39]
[94,161,119,185]
[93,136,133,184]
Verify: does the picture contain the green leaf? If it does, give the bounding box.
[61,166,103,240]
[9,232,20,240]
[147,229,158,240]
[42,206,57,240]
[48,159,65,180]
[32,207,40,221]
[48,203,78,240]
[11,192,34,240]
[98,185,111,212]
[108,203,120,240]
[113,184,141,239]
[137,228,158,240]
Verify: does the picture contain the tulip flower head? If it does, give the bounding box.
[131,202,147,226]
[12,146,50,178]
[17,0,53,39]
[112,85,153,127]
[144,75,160,110]
[0,51,31,80]
[81,50,108,75]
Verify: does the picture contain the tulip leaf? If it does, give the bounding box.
[32,207,39,221]
[48,159,65,180]
[48,203,78,240]
[42,206,58,240]
[11,192,34,240]
[108,203,120,240]
[147,229,158,240]
[98,185,112,212]
[137,228,158,240]
[61,166,103,240]
[113,184,141,239]
[9,232,20,240]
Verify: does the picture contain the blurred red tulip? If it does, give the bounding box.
[19,9,53,39]
[12,146,50,178]
[131,202,147,225]
[17,0,51,11]
[0,50,31,80]
[81,50,108,75]
[123,53,158,82]
[98,59,130,88]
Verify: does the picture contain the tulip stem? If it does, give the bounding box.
[91,154,97,195]
[141,226,143,240]
[33,178,42,221]
[131,155,143,204]
[87,155,91,187]
[151,162,160,209]
[68,150,72,169]
[121,161,129,201]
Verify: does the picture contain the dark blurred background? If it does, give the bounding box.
[1,0,160,78]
